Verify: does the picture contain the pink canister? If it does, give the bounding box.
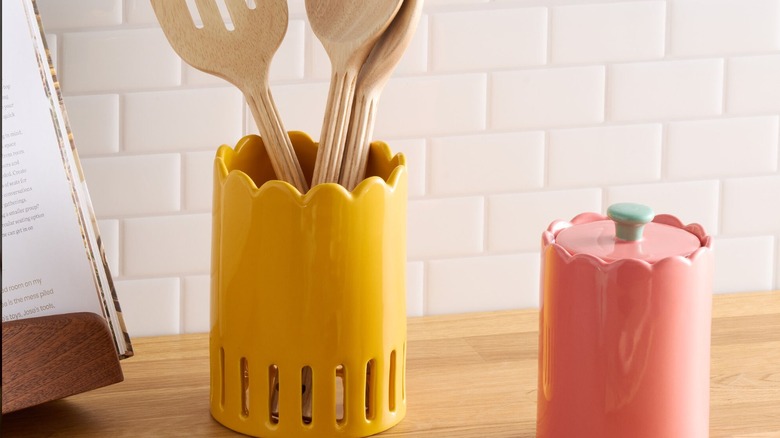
[536,203,714,438]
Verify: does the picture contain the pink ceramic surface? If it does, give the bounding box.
[555,214,702,263]
[537,212,714,438]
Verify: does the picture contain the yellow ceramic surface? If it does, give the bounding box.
[210,132,407,437]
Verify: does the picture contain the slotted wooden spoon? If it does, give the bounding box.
[151,0,309,193]
[339,0,424,191]
[306,0,404,186]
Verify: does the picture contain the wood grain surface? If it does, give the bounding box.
[2,312,124,414]
[2,292,778,437]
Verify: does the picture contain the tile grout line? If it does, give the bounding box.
[179,276,186,335]
[660,122,669,180]
[422,260,430,316]
[777,115,780,290]
[716,56,728,238]
[543,6,553,192]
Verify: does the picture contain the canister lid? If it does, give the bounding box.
[555,203,702,263]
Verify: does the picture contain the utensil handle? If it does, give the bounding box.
[312,69,359,186]
[340,91,379,191]
[247,85,309,193]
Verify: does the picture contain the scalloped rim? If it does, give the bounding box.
[543,212,713,267]
[214,132,407,202]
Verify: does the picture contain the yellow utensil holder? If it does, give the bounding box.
[210,131,407,437]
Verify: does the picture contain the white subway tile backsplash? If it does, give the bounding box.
[124,214,211,277]
[270,20,306,82]
[37,0,780,333]
[183,151,216,212]
[182,275,210,333]
[776,240,780,290]
[551,1,666,64]
[609,59,724,121]
[667,116,779,179]
[492,67,605,129]
[374,74,487,137]
[431,8,546,72]
[38,0,122,29]
[65,94,120,156]
[125,0,158,25]
[713,236,776,294]
[722,175,780,235]
[80,154,181,217]
[426,0,490,5]
[60,29,181,93]
[670,0,780,57]
[270,82,330,140]
[427,253,539,314]
[406,262,425,317]
[493,0,649,4]
[548,124,662,187]
[727,54,780,114]
[488,188,602,252]
[394,15,429,76]
[124,88,244,152]
[408,197,484,259]
[115,277,180,337]
[607,180,720,233]
[430,132,544,195]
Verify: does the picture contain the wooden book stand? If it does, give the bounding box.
[2,312,124,414]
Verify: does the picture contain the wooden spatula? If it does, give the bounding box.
[151,0,309,193]
[339,0,424,190]
[306,0,404,186]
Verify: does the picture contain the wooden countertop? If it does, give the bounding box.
[3,291,779,437]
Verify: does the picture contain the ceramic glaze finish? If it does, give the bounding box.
[211,132,407,437]
[555,213,703,263]
[537,212,714,438]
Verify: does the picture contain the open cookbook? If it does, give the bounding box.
[2,0,132,359]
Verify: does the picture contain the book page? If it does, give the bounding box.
[2,0,131,357]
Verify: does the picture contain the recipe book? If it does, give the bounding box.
[2,0,133,359]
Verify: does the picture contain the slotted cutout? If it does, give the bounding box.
[365,359,376,420]
[215,0,235,31]
[240,357,250,417]
[389,350,397,411]
[184,0,236,30]
[336,365,346,424]
[302,366,313,425]
[183,0,203,28]
[269,365,279,424]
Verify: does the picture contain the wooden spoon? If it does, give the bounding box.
[339,0,424,190]
[306,0,404,186]
[151,0,309,193]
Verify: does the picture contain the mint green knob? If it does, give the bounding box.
[607,203,654,241]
